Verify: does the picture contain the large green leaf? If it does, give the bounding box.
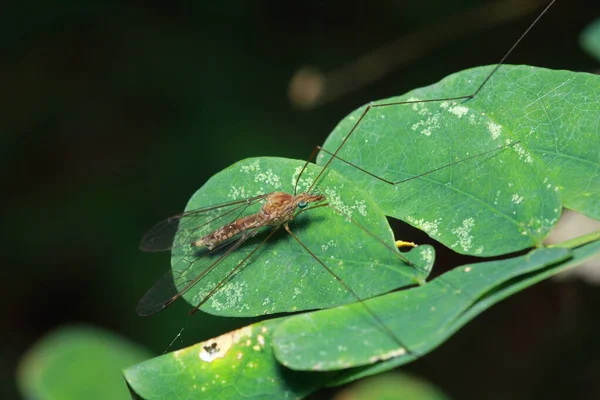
[167,157,433,317]
[321,66,600,256]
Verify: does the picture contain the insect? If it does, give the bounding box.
[138,159,433,352]
[138,0,562,356]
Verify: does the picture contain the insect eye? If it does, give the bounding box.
[298,199,308,209]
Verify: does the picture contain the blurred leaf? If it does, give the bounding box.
[580,18,600,62]
[17,325,150,400]
[333,372,451,400]
[322,66,599,256]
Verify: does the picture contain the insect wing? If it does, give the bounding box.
[138,194,270,315]
[137,233,255,316]
[140,194,269,252]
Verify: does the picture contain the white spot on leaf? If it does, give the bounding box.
[240,160,261,173]
[512,194,524,204]
[448,104,469,118]
[406,217,442,238]
[488,121,502,140]
[508,141,534,164]
[451,218,475,252]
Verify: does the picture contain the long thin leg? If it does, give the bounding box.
[321,203,471,298]
[295,192,468,297]
[284,223,416,356]
[305,0,556,193]
[138,230,261,316]
[315,142,519,187]
[189,226,280,314]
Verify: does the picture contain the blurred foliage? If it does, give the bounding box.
[4,1,600,399]
[332,371,452,400]
[581,17,600,62]
[17,326,150,400]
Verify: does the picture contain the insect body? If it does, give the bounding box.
[138,158,428,320]
[194,192,325,250]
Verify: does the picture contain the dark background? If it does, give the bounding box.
[3,0,600,399]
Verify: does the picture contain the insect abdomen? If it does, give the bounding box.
[193,214,261,250]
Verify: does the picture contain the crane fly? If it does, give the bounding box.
[138,0,559,357]
[138,158,435,353]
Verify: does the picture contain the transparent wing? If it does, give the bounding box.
[137,231,258,316]
[140,194,269,252]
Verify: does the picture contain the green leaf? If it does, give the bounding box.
[321,66,600,256]
[308,238,600,386]
[17,325,150,400]
[126,241,600,399]
[124,319,334,400]
[133,65,600,398]
[169,157,434,316]
[580,18,600,62]
[273,247,571,371]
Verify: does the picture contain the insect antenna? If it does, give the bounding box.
[294,145,321,195]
